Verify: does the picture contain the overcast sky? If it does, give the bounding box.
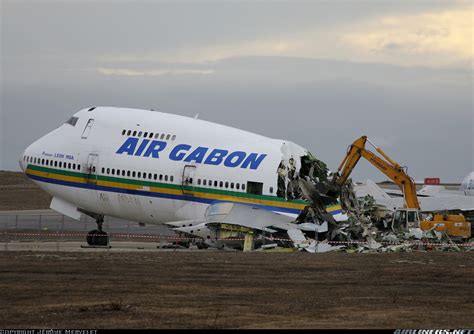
[1,0,472,182]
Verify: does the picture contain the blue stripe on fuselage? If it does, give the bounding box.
[28,173,303,215]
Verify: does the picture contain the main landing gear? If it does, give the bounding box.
[86,214,109,246]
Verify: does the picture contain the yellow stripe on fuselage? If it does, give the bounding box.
[26,166,342,213]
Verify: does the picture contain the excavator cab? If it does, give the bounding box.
[392,208,420,231]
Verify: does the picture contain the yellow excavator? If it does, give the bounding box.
[328,136,471,238]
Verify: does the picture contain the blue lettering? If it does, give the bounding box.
[134,139,150,156]
[184,146,209,163]
[204,149,228,165]
[143,140,167,158]
[241,153,267,170]
[116,137,139,155]
[224,151,246,168]
[116,139,267,169]
[169,144,191,161]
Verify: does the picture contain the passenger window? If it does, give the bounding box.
[149,173,152,179]
[155,133,160,139]
[166,134,171,140]
[231,183,234,189]
[127,171,131,177]
[112,169,115,175]
[144,132,148,138]
[132,171,136,177]
[203,180,207,186]
[171,135,176,141]
[127,130,131,136]
[170,175,174,182]
[101,168,105,174]
[214,181,218,187]
[225,182,229,188]
[219,181,223,187]
[270,187,274,194]
[198,179,201,185]
[242,184,246,190]
[149,133,154,139]
[138,131,142,137]
[107,168,110,174]
[154,174,157,180]
[138,172,141,178]
[159,174,163,181]
[68,163,71,169]
[132,131,137,136]
[54,161,58,167]
[122,130,126,135]
[236,183,240,190]
[165,175,168,181]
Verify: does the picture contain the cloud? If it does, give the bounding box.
[98,4,472,70]
[340,6,473,68]
[96,68,214,76]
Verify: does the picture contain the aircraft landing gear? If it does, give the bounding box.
[86,214,109,246]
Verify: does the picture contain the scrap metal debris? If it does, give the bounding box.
[170,150,472,253]
[294,173,473,253]
[278,152,472,253]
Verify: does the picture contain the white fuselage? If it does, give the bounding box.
[20,107,342,224]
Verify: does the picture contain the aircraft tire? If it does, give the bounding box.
[86,229,109,246]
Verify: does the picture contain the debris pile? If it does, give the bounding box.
[171,150,472,253]
[295,172,473,253]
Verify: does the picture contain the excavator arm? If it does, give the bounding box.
[331,136,420,210]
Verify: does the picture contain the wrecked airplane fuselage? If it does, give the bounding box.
[168,141,472,253]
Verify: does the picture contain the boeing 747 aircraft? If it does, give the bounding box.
[20,107,342,248]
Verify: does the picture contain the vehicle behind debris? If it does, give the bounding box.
[326,135,471,240]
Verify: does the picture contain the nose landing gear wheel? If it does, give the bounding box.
[86,229,109,246]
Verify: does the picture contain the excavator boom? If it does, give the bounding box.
[332,136,421,210]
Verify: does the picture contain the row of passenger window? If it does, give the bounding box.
[23,155,81,171]
[121,129,176,141]
[101,167,175,183]
[100,165,250,192]
[195,178,246,191]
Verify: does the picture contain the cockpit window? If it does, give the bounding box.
[65,117,79,126]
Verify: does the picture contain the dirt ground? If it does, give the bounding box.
[0,251,472,329]
[0,171,51,210]
[1,171,472,329]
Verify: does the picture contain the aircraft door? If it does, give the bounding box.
[86,153,99,185]
[182,165,196,196]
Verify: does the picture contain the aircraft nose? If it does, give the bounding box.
[19,151,26,172]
